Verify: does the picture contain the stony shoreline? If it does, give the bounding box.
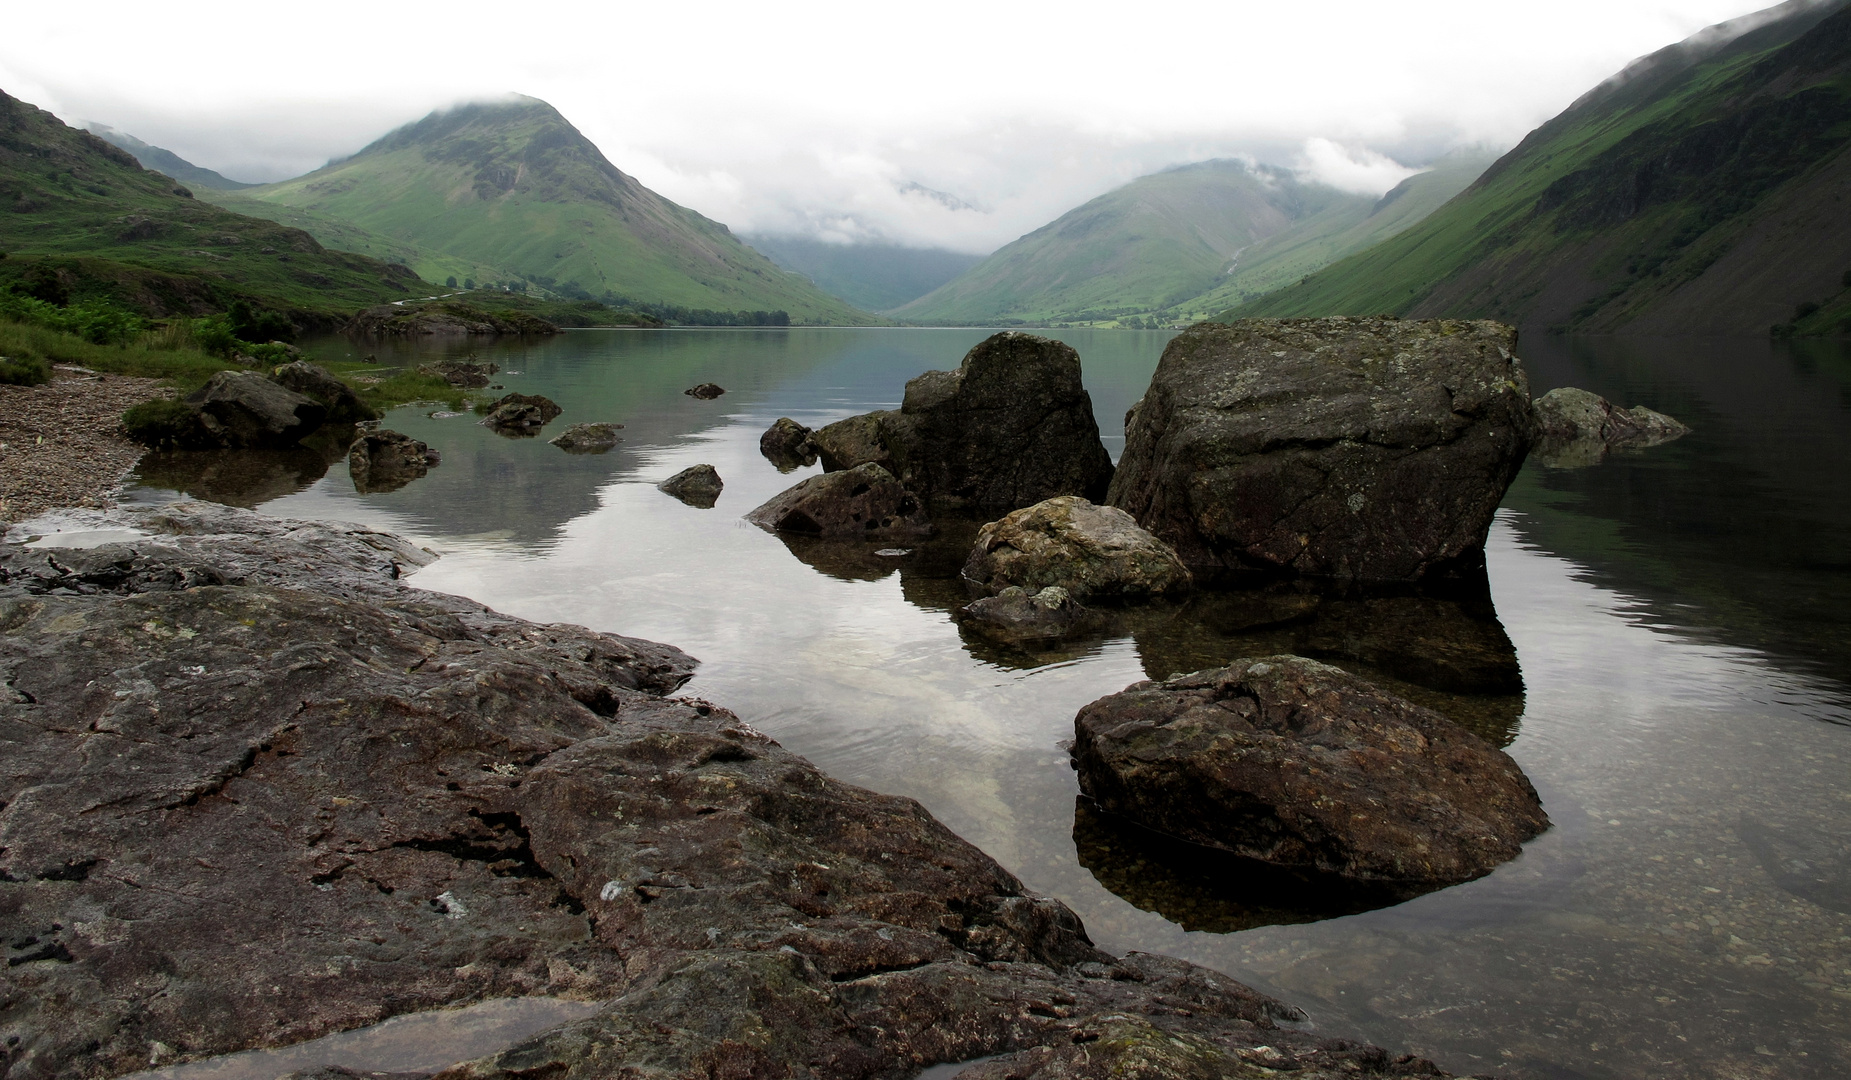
[0,367,164,525]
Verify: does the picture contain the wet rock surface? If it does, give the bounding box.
[961,496,1191,603]
[0,503,1447,1080]
[548,423,623,454]
[1107,318,1537,581]
[479,393,562,434]
[1532,386,1691,468]
[745,462,931,538]
[808,332,1115,513]
[683,383,725,399]
[1072,655,1549,893]
[758,417,818,471]
[184,370,327,449]
[349,429,441,494]
[271,361,381,426]
[957,585,1103,644]
[656,464,724,508]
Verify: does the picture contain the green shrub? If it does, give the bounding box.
[227,299,295,344]
[0,353,50,385]
[121,398,209,449]
[192,314,240,357]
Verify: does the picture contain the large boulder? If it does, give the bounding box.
[759,417,818,471]
[1532,387,1690,468]
[657,464,724,508]
[348,429,440,494]
[184,369,326,448]
[270,360,380,425]
[963,496,1192,602]
[1071,655,1549,893]
[808,332,1115,513]
[745,462,930,538]
[1107,318,1538,581]
[480,392,562,433]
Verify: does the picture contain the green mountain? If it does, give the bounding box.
[84,124,257,191]
[893,154,1487,326]
[0,90,423,324]
[742,235,982,312]
[204,96,873,324]
[1229,0,1851,336]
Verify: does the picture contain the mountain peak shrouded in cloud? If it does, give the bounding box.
[197,94,874,323]
[82,122,259,190]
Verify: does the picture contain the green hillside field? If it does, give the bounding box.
[1229,0,1851,336]
[208,97,876,325]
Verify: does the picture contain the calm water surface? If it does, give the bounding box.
[127,328,1851,1079]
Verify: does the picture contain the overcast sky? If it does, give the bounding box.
[0,0,1798,254]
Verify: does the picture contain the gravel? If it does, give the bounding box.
[0,366,163,524]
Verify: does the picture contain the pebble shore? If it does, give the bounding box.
[0,366,163,524]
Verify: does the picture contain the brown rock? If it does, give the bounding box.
[349,429,440,494]
[758,417,817,471]
[656,464,723,508]
[745,462,929,538]
[684,383,725,399]
[481,393,562,433]
[962,496,1191,603]
[1071,655,1549,892]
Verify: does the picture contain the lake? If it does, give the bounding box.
[127,327,1851,1079]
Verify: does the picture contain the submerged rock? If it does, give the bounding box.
[684,382,725,399]
[0,502,1445,1080]
[270,360,379,425]
[745,462,930,538]
[759,416,818,471]
[550,422,624,453]
[808,332,1115,513]
[962,496,1191,602]
[657,463,724,507]
[480,392,562,433]
[958,585,1103,644]
[1071,655,1549,892]
[349,429,440,494]
[184,369,326,448]
[1107,318,1537,581]
[1532,386,1691,468]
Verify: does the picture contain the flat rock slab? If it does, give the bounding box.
[0,504,1446,1080]
[962,496,1191,602]
[809,332,1114,513]
[745,462,930,538]
[1071,655,1549,892]
[1107,317,1537,581]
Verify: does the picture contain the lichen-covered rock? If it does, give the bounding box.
[270,360,379,425]
[958,585,1102,644]
[759,417,818,471]
[807,333,1115,513]
[0,503,1443,1080]
[746,462,930,538]
[550,422,624,454]
[349,429,440,494]
[1107,318,1537,581]
[1532,387,1690,468]
[1071,655,1549,892]
[962,496,1191,602]
[183,369,326,448]
[656,464,723,508]
[481,393,562,432]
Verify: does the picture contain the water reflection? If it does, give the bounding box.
[131,425,354,508]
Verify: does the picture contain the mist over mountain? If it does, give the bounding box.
[203,96,873,324]
[742,236,982,312]
[83,124,257,192]
[1233,0,1851,336]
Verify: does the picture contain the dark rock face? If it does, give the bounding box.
[549,422,623,454]
[759,417,818,471]
[183,370,326,448]
[745,463,930,539]
[684,383,725,399]
[0,504,1443,1080]
[962,496,1191,603]
[348,304,558,337]
[349,429,440,494]
[271,361,380,425]
[958,585,1102,644]
[807,332,1115,513]
[419,359,499,388]
[1532,386,1690,468]
[656,464,723,508]
[1107,318,1537,581]
[481,393,563,432]
[1071,655,1549,892]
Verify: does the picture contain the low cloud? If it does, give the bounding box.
[1294,139,1423,197]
